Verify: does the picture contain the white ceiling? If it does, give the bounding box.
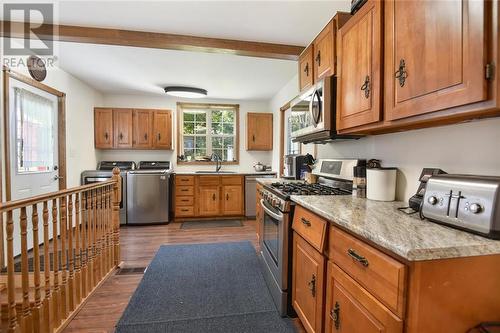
[8,1,353,100]
[54,1,351,46]
[56,41,297,100]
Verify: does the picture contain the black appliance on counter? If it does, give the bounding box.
[408,168,447,212]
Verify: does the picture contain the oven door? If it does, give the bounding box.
[260,199,290,290]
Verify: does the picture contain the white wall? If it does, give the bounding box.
[269,74,299,172]
[314,117,500,202]
[0,59,103,195]
[97,94,273,172]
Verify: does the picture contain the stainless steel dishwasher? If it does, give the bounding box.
[245,174,276,217]
[127,161,172,224]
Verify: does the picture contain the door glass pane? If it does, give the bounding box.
[14,87,55,174]
[263,212,280,265]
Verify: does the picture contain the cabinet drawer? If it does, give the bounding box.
[198,176,220,186]
[221,175,243,185]
[325,262,403,333]
[175,206,194,217]
[176,175,194,185]
[175,186,194,196]
[329,227,406,317]
[292,206,328,252]
[176,197,194,206]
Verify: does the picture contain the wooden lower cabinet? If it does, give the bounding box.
[292,232,325,333]
[198,185,220,216]
[222,185,243,216]
[325,261,403,333]
[174,175,244,219]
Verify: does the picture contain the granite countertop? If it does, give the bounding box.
[174,171,277,176]
[290,195,500,261]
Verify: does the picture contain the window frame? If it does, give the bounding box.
[177,102,240,165]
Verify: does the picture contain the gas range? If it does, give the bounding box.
[261,159,365,213]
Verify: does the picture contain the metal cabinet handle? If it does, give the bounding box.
[212,193,216,201]
[308,274,316,297]
[252,134,255,142]
[301,217,311,227]
[104,132,109,140]
[347,248,369,267]
[316,51,321,67]
[181,199,189,202]
[119,133,124,140]
[158,133,161,141]
[330,302,340,330]
[304,63,309,76]
[181,189,188,192]
[395,59,408,87]
[144,133,148,140]
[361,75,370,98]
[226,193,229,201]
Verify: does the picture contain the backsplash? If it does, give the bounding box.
[314,117,500,202]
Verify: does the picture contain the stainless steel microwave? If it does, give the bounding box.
[290,76,360,143]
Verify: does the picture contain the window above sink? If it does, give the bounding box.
[177,102,239,165]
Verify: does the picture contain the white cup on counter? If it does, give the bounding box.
[367,168,397,201]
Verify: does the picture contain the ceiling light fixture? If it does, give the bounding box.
[164,86,207,99]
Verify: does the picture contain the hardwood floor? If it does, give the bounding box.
[63,220,304,332]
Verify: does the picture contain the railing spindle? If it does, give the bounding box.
[42,201,53,333]
[91,189,96,289]
[52,198,60,327]
[59,196,68,320]
[75,193,82,304]
[32,203,42,332]
[112,168,121,266]
[20,207,33,331]
[6,210,18,332]
[81,192,88,297]
[96,188,102,282]
[67,194,75,311]
[106,185,112,272]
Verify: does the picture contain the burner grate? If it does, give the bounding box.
[270,182,351,196]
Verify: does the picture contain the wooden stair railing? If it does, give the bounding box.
[0,168,121,333]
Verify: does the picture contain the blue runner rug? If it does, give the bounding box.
[116,241,296,332]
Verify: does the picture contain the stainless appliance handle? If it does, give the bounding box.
[84,177,110,182]
[260,199,284,221]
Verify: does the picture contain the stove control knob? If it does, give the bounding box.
[427,196,438,205]
[272,199,278,207]
[469,203,483,214]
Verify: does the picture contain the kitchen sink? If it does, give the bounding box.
[195,171,236,174]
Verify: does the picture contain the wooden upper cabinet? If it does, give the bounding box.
[153,110,173,150]
[132,109,153,148]
[299,45,314,91]
[94,108,113,149]
[385,0,488,121]
[325,262,403,333]
[337,0,382,131]
[313,20,334,81]
[113,109,133,148]
[246,112,273,151]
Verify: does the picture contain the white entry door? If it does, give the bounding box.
[9,79,60,201]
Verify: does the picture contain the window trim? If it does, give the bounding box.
[176,102,240,165]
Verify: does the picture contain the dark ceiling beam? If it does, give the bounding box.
[1,21,304,61]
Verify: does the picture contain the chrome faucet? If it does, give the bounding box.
[211,152,222,172]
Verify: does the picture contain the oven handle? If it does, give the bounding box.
[260,199,284,221]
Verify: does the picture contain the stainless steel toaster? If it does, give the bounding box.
[421,174,500,239]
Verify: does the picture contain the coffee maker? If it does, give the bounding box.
[283,154,312,180]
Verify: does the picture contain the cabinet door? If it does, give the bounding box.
[113,109,133,148]
[132,110,153,148]
[292,233,325,333]
[385,0,487,121]
[337,0,382,131]
[153,110,173,149]
[325,262,403,333]
[94,108,113,149]
[246,113,273,150]
[222,185,243,216]
[299,45,314,91]
[314,20,334,81]
[198,186,220,216]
